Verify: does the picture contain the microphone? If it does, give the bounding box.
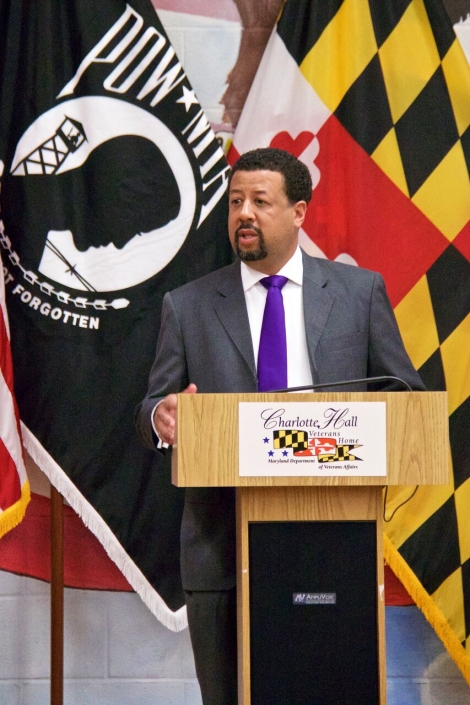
[270,375,413,393]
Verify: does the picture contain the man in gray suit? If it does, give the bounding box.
[136,148,424,705]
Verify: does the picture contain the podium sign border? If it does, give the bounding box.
[238,400,387,478]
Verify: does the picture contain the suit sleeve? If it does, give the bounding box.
[367,273,425,391]
[135,291,189,450]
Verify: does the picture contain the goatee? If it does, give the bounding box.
[235,225,267,262]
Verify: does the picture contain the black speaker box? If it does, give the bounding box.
[249,521,379,705]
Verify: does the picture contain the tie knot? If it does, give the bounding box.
[260,275,288,291]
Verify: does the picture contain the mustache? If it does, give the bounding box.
[235,223,263,237]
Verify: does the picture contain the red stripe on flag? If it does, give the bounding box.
[1,281,24,442]
[0,438,22,507]
[302,115,449,306]
[0,493,133,591]
[384,565,414,606]
[227,143,240,166]
[0,258,28,534]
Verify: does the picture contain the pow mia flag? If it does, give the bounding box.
[0,0,232,628]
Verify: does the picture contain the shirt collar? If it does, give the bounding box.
[240,245,304,292]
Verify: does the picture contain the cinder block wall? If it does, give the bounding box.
[0,572,201,705]
[1,571,469,705]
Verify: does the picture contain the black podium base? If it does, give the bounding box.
[249,521,379,705]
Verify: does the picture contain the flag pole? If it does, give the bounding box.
[50,486,64,705]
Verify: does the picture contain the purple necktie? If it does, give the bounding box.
[257,275,288,392]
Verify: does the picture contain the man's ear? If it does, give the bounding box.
[293,200,308,228]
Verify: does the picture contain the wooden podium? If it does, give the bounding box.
[172,392,449,705]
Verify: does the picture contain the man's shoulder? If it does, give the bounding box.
[166,260,239,300]
[303,252,379,285]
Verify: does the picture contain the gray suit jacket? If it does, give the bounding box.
[136,251,424,590]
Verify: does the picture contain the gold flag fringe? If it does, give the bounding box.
[384,534,470,685]
[0,480,31,539]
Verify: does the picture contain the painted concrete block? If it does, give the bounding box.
[64,680,184,705]
[387,676,470,705]
[0,596,50,678]
[420,677,470,704]
[22,576,50,596]
[0,571,25,595]
[422,649,469,680]
[184,680,203,705]
[62,590,108,678]
[387,677,424,705]
[0,571,49,596]
[21,680,186,705]
[21,679,202,705]
[386,606,448,677]
[108,592,196,678]
[17,681,49,705]
[0,681,21,705]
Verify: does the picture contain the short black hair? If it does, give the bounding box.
[230,147,312,204]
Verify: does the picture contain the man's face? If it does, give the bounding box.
[228,169,307,274]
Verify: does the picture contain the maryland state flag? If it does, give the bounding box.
[0,256,30,538]
[230,0,470,680]
[0,0,231,629]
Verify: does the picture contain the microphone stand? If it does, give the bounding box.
[271,375,413,393]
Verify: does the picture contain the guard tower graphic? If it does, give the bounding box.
[12,116,86,176]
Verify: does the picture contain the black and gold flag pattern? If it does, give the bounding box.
[273,429,309,451]
[232,0,470,681]
[318,445,363,463]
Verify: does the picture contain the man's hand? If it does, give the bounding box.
[153,383,197,445]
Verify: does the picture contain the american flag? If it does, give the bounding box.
[0,253,30,538]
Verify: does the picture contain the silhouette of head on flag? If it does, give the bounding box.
[3,135,181,263]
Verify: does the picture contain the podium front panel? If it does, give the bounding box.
[174,392,449,488]
[248,520,379,704]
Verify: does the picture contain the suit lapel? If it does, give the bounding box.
[302,252,334,381]
[212,254,335,385]
[213,262,257,380]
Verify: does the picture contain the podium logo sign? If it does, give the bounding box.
[238,402,386,477]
